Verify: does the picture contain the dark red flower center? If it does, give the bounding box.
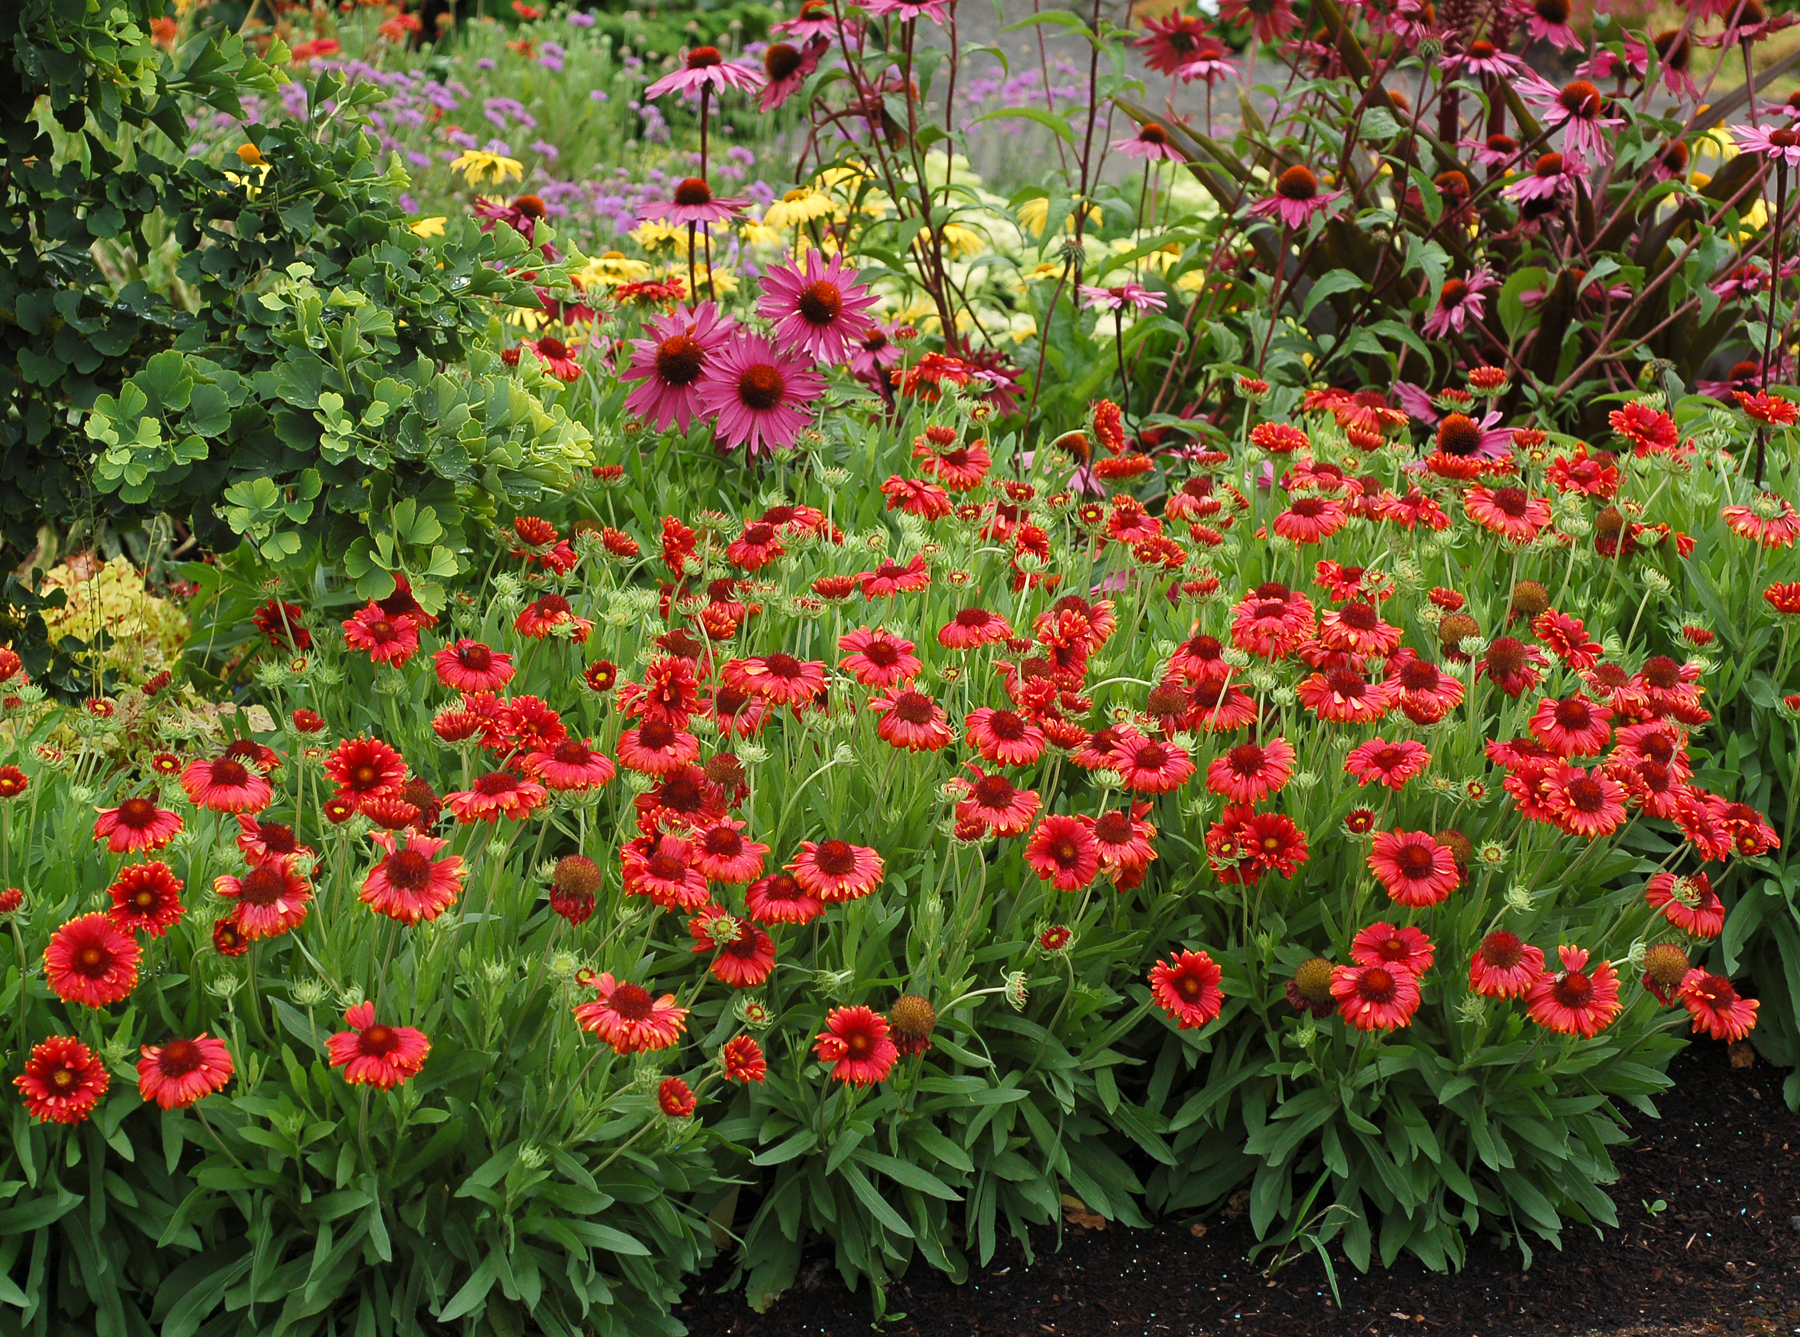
[1534,0,1569,20]
[157,1038,203,1075]
[1566,778,1605,813]
[1339,601,1378,630]
[457,643,493,671]
[1552,971,1593,1007]
[814,840,856,876]
[763,653,804,679]
[862,640,900,667]
[1325,669,1368,698]
[647,852,685,881]
[473,773,520,796]
[360,1024,399,1055]
[764,42,803,81]
[1227,744,1267,777]
[763,873,805,902]
[1395,844,1437,878]
[118,797,160,829]
[971,775,1017,807]
[892,692,935,724]
[1276,164,1319,201]
[703,828,743,857]
[738,364,786,411]
[386,849,434,891]
[1554,700,1593,731]
[1359,967,1397,1002]
[1486,638,1528,675]
[685,46,723,69]
[656,333,706,386]
[1480,932,1524,969]
[987,710,1028,740]
[672,177,714,207]
[1133,743,1169,770]
[1642,655,1681,689]
[1491,487,1529,517]
[209,759,251,788]
[797,281,843,326]
[553,740,591,766]
[239,867,286,906]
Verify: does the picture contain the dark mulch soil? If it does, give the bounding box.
[678,1037,1800,1337]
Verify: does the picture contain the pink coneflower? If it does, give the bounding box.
[1218,0,1298,43]
[645,45,764,99]
[1343,738,1430,790]
[1468,931,1546,999]
[1078,282,1167,314]
[1133,10,1212,76]
[638,177,748,227]
[1350,922,1436,975]
[774,0,852,40]
[1446,38,1527,78]
[1368,830,1460,907]
[1730,123,1800,167]
[1205,738,1295,803]
[758,250,879,365]
[1423,269,1497,339]
[1175,35,1235,84]
[1502,150,1585,205]
[1249,164,1343,229]
[361,831,465,925]
[758,37,826,112]
[1516,0,1578,48]
[180,755,274,814]
[1526,945,1620,1037]
[1528,78,1623,164]
[849,320,903,382]
[1112,122,1184,162]
[694,332,826,458]
[623,302,737,432]
[862,0,952,23]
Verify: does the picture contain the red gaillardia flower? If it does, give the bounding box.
[1330,962,1422,1031]
[236,816,307,866]
[689,907,777,988]
[616,719,703,776]
[722,653,828,707]
[1543,764,1628,838]
[1349,922,1435,975]
[213,858,313,940]
[658,1076,698,1118]
[1111,734,1196,794]
[1525,945,1620,1037]
[951,765,1041,835]
[44,913,141,1007]
[965,706,1048,768]
[721,1034,767,1083]
[434,639,515,692]
[574,975,689,1054]
[938,606,1014,649]
[443,771,548,823]
[1677,969,1758,1042]
[361,831,466,925]
[1464,485,1552,542]
[1468,931,1546,999]
[0,764,28,798]
[1368,830,1460,907]
[787,839,884,902]
[522,737,617,791]
[15,1035,109,1124]
[326,1002,430,1088]
[93,795,183,853]
[837,627,921,688]
[744,871,826,925]
[869,686,955,752]
[812,1005,899,1085]
[137,1034,234,1109]
[1205,737,1295,803]
[1024,815,1100,891]
[1343,737,1430,791]
[1528,693,1612,757]
[1296,667,1392,724]
[1149,949,1225,1029]
[342,603,421,666]
[179,754,275,814]
[325,736,408,807]
[1644,871,1725,937]
[106,862,186,937]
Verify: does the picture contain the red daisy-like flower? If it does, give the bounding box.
[106,862,186,937]
[1330,962,1422,1031]
[938,606,1015,649]
[44,913,142,1007]
[214,858,313,940]
[722,653,829,707]
[721,1035,767,1083]
[688,907,777,988]
[1383,650,1464,724]
[621,833,711,909]
[1296,667,1392,724]
[787,839,884,903]
[326,1002,430,1087]
[443,771,548,823]
[93,795,183,853]
[1677,969,1758,1042]
[0,764,28,799]
[324,736,408,807]
[1272,495,1347,544]
[858,554,931,599]
[1542,764,1629,838]
[951,765,1041,836]
[837,627,921,688]
[1091,804,1158,884]
[1720,496,1800,549]
[1148,949,1224,1029]
[1205,737,1295,803]
[1024,814,1100,891]
[1644,871,1725,937]
[1343,737,1430,791]
[1110,733,1196,794]
[743,871,825,925]
[1479,637,1548,698]
[657,1076,697,1118]
[1467,930,1546,999]
[1317,600,1401,656]
[1531,610,1603,670]
[1229,583,1315,659]
[361,831,465,925]
[342,603,421,666]
[522,738,617,792]
[1525,944,1620,1038]
[179,755,274,814]
[617,719,703,777]
[1465,484,1552,542]
[1349,922,1435,975]
[868,686,955,752]
[574,975,689,1054]
[235,816,307,866]
[1368,831,1460,907]
[690,819,769,884]
[1528,694,1613,757]
[813,1005,898,1085]
[137,1033,233,1109]
[1168,632,1230,685]
[434,639,515,692]
[15,1035,109,1124]
[965,706,1048,768]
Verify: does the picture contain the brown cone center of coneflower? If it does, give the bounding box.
[1552,971,1593,1007]
[1139,123,1170,145]
[862,329,888,352]
[686,46,723,69]
[1488,133,1518,154]
[1468,39,1497,58]
[1654,30,1689,69]
[118,797,159,828]
[1359,967,1398,1002]
[1554,699,1593,731]
[386,849,434,891]
[1558,81,1601,117]
[1534,152,1565,179]
[240,867,285,906]
[672,177,714,207]
[814,840,856,875]
[1276,165,1319,201]
[656,333,705,386]
[1399,659,1440,691]
[1395,844,1436,878]
[1481,932,1525,969]
[1535,0,1570,19]
[1435,169,1470,199]
[157,1038,203,1075]
[1437,413,1482,456]
[512,193,547,218]
[1440,278,1469,308]
[971,775,1017,807]
[797,280,844,326]
[892,692,935,724]
[1642,655,1681,688]
[473,772,520,796]
[738,363,786,411]
[765,42,803,81]
[1228,744,1267,776]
